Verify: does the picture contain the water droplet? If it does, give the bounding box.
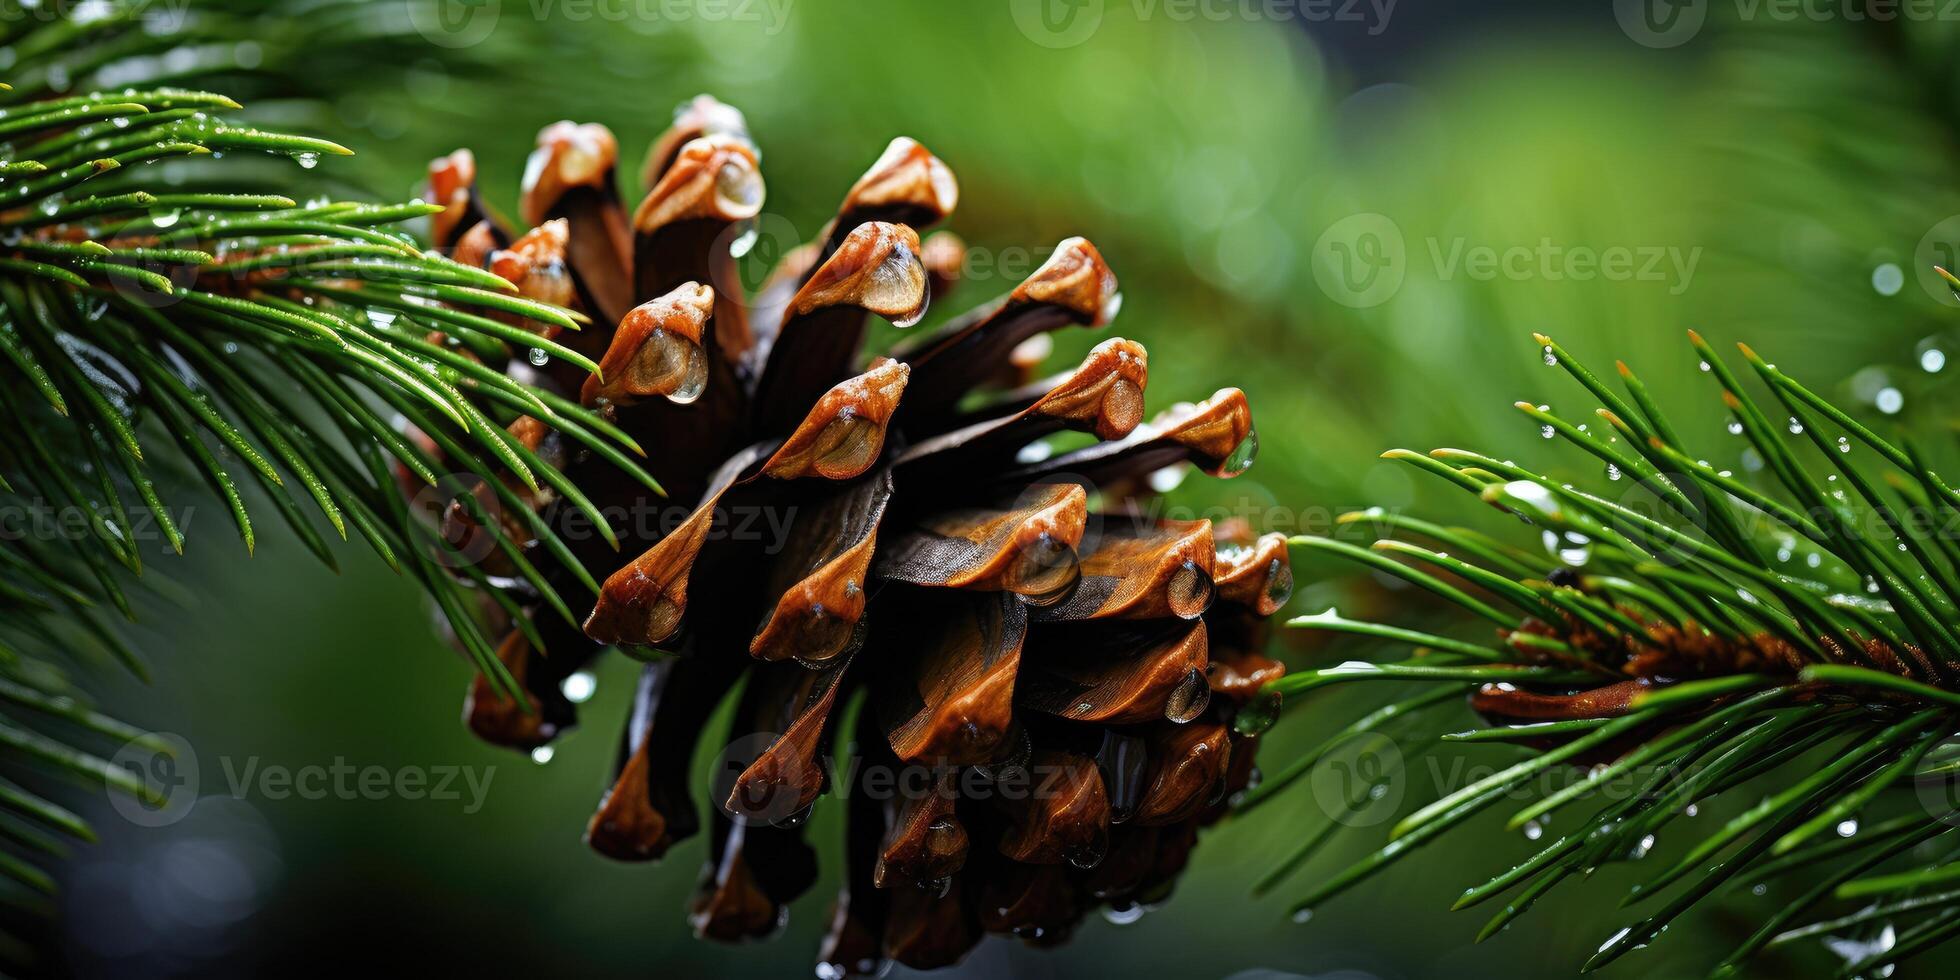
[1539,424,1555,439]
[1787,417,1804,435]
[1605,463,1623,481]
[1726,419,1744,436]
[728,222,760,258]
[1233,690,1281,736]
[1220,424,1258,476]
[1698,360,1711,372]
[1523,820,1544,841]
[1543,346,1558,366]
[1872,262,1904,296]
[1836,818,1859,838]
[1103,903,1147,926]
[1164,668,1212,724]
[1541,529,1591,566]
[530,746,555,764]
[1921,346,1947,373]
[1836,437,1851,453]
[1876,387,1904,415]
[561,671,597,704]
[527,347,550,367]
[1292,908,1314,924]
[1147,465,1187,494]
[1067,836,1107,870]
[1824,924,1896,975]
[294,151,319,169]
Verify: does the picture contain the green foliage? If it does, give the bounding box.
[1253,334,1960,975]
[0,6,610,955]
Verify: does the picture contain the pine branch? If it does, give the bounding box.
[0,7,619,958]
[1252,332,1960,975]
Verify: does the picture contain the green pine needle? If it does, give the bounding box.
[0,6,636,948]
[1256,332,1960,975]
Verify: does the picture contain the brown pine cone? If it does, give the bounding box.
[413,95,1288,975]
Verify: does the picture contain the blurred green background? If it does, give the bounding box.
[52,0,1960,976]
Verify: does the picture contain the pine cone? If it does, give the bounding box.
[418,95,1288,974]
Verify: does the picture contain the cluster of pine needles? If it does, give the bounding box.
[0,4,615,957]
[1247,331,1960,976]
